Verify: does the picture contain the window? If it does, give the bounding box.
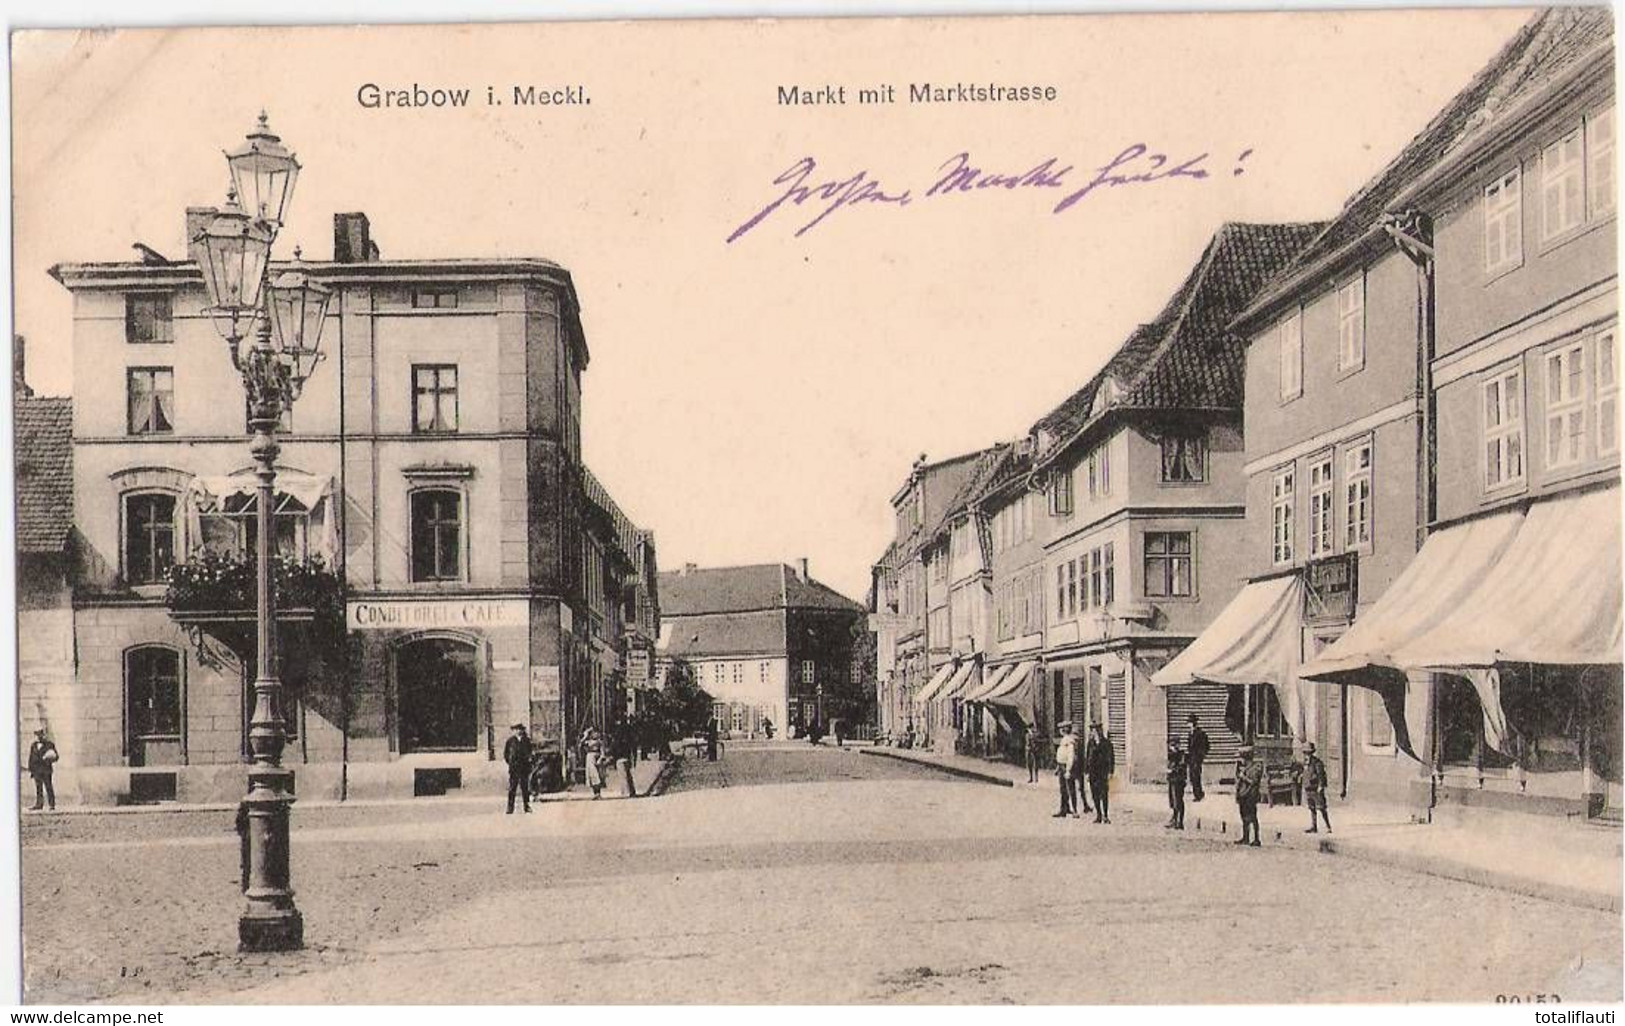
[1144,532,1192,599]
[1599,329,1618,456]
[1088,548,1103,611]
[127,368,175,435]
[1067,558,1079,616]
[412,364,459,433]
[732,663,743,685]
[1055,564,1067,620]
[1344,440,1373,551]
[1271,467,1295,565]
[125,294,173,344]
[124,493,176,585]
[1483,367,1526,490]
[1278,311,1303,401]
[126,647,183,751]
[802,660,816,684]
[1050,469,1074,517]
[1251,683,1290,739]
[412,289,459,309]
[759,661,769,682]
[410,489,463,581]
[199,492,312,561]
[1363,688,1394,749]
[1308,454,1334,559]
[1160,430,1207,483]
[1588,106,1615,219]
[1542,127,1586,241]
[1483,166,1523,273]
[1096,444,1111,496]
[1101,543,1115,607]
[1546,341,1588,469]
[1338,275,1365,371]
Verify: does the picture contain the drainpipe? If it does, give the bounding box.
[1382,209,1437,820]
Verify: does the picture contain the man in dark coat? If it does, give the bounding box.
[503,723,533,814]
[1184,713,1210,801]
[27,729,58,811]
[1302,742,1332,834]
[1234,744,1264,846]
[1084,721,1115,823]
[1165,740,1187,830]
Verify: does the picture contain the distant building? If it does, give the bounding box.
[659,561,867,737]
[43,210,656,805]
[15,368,76,756]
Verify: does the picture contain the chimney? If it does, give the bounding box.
[13,336,33,399]
[797,557,810,582]
[333,212,373,264]
[185,206,217,265]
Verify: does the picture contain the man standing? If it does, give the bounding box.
[1234,744,1264,846]
[1084,721,1115,824]
[27,728,58,812]
[1052,721,1079,818]
[1165,740,1187,830]
[503,723,533,814]
[1184,713,1210,802]
[1023,725,1043,784]
[1302,742,1332,834]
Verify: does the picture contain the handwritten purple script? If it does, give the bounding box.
[724,146,1254,243]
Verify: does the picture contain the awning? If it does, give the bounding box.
[940,660,980,702]
[1301,508,1526,686]
[963,663,1013,703]
[984,660,1039,724]
[914,663,957,706]
[1400,487,1623,668]
[187,469,332,512]
[1152,575,1304,688]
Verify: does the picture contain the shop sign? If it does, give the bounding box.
[530,665,561,702]
[348,598,528,631]
[627,649,652,686]
[1303,554,1357,624]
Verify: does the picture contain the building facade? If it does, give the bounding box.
[658,561,867,738]
[44,210,656,805]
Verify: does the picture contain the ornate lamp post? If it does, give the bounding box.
[194,113,330,953]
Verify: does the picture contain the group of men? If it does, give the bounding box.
[1044,712,1334,843]
[1048,719,1116,823]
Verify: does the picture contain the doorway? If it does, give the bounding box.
[397,637,480,753]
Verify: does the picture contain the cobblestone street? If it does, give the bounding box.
[20,744,1623,1004]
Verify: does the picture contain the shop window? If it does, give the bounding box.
[412,364,459,433]
[1251,683,1290,740]
[410,488,464,582]
[1144,532,1192,599]
[127,367,175,435]
[1499,664,1583,774]
[126,293,174,344]
[124,492,177,585]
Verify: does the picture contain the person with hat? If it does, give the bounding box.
[1052,721,1080,818]
[1184,712,1211,801]
[1234,744,1264,846]
[26,728,58,812]
[503,722,534,814]
[1165,739,1187,830]
[1302,742,1332,833]
[1083,721,1115,823]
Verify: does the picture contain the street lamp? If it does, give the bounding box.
[194,112,328,953]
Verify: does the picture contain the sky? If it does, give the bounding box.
[9,9,1533,603]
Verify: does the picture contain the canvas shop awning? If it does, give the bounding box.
[186,469,332,512]
[914,662,958,706]
[963,663,1014,703]
[1152,575,1304,689]
[983,660,1039,724]
[940,659,980,702]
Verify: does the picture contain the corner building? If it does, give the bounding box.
[48,211,653,804]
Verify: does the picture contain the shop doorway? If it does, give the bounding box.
[397,637,480,753]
